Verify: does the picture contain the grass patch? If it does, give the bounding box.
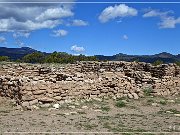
[143,87,153,96]
[115,100,126,108]
[97,115,111,120]
[159,100,167,105]
[78,123,97,130]
[0,110,10,113]
[101,106,110,112]
[166,109,180,114]
[77,111,86,114]
[83,123,97,130]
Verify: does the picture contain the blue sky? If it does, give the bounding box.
[0,0,180,55]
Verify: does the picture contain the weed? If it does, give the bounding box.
[78,111,86,114]
[101,106,110,112]
[83,123,97,130]
[159,100,167,105]
[97,115,111,120]
[115,100,126,108]
[143,87,153,96]
[166,109,180,114]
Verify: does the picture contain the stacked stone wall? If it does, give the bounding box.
[0,61,179,106]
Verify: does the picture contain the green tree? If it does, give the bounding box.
[22,52,45,63]
[175,61,180,66]
[0,56,9,61]
[153,60,163,66]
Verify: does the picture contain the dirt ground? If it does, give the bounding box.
[0,96,180,135]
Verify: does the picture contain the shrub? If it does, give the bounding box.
[153,60,163,66]
[0,56,9,61]
[175,61,180,67]
[101,106,111,112]
[115,100,126,108]
[22,52,45,63]
[159,100,167,105]
[143,87,153,96]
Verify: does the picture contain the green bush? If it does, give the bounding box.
[115,100,126,108]
[22,52,45,63]
[0,56,9,61]
[22,51,98,64]
[175,61,180,67]
[143,87,153,96]
[159,100,167,105]
[153,60,163,66]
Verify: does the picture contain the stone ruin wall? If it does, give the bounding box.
[0,61,180,106]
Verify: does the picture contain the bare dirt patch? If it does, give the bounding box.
[0,96,180,135]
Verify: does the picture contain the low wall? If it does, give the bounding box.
[0,61,180,106]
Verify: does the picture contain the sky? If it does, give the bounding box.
[0,0,180,56]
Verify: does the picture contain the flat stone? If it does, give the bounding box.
[53,104,60,109]
[132,93,139,100]
[39,97,55,103]
[53,96,62,101]
[128,93,133,99]
[33,90,46,95]
[174,114,180,117]
[22,101,30,107]
[29,99,39,106]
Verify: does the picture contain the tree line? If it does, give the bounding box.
[0,52,180,66]
[0,52,98,64]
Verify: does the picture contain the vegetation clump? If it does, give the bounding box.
[0,56,9,62]
[143,87,153,96]
[153,60,163,66]
[115,100,126,108]
[175,61,180,67]
[21,52,98,64]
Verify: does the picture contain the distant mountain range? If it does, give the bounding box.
[95,52,180,63]
[0,47,38,60]
[0,47,179,63]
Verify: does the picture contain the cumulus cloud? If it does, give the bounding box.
[122,35,128,40]
[35,7,74,22]
[0,18,61,32]
[15,40,25,47]
[0,0,75,32]
[99,4,138,23]
[0,36,6,44]
[13,32,30,38]
[52,29,68,37]
[143,9,180,29]
[71,19,88,26]
[143,10,172,18]
[71,45,85,53]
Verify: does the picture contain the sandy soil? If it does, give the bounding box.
[0,96,180,135]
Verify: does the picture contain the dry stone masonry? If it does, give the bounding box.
[0,61,180,107]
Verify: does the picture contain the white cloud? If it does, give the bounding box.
[35,7,74,22]
[0,36,6,44]
[99,4,138,23]
[143,9,180,29]
[13,32,30,38]
[52,29,68,37]
[15,39,31,48]
[143,10,172,18]
[71,45,85,53]
[0,18,61,32]
[0,0,75,32]
[159,16,180,29]
[15,40,25,47]
[122,35,128,40]
[71,19,88,26]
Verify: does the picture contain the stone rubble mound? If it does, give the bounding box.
[0,61,179,107]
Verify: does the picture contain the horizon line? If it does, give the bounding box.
[0,46,179,55]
